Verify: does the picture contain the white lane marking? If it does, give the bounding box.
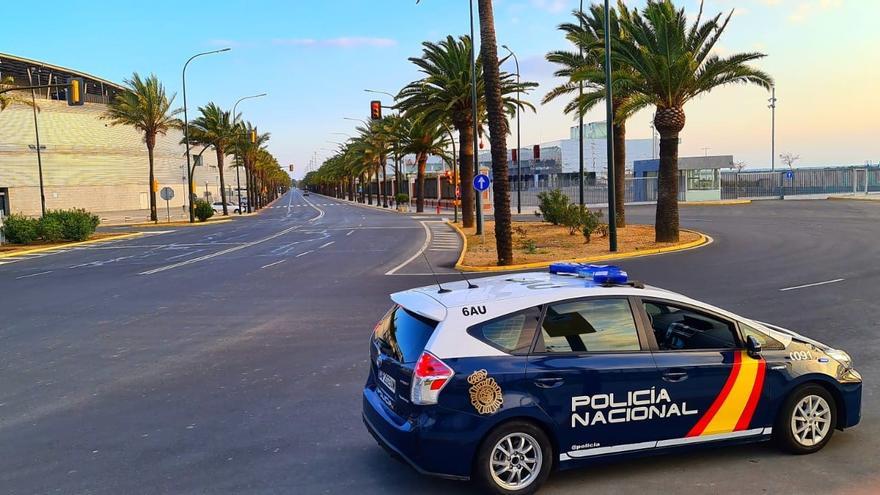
[300,193,325,223]
[779,278,845,292]
[16,271,52,280]
[139,224,303,275]
[261,259,287,269]
[318,241,335,249]
[346,230,355,236]
[385,221,432,275]
[165,249,206,261]
[295,250,314,258]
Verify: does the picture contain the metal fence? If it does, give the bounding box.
[512,176,682,209]
[721,167,880,199]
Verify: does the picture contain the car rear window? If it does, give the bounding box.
[373,305,438,363]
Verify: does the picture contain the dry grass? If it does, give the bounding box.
[457,221,701,267]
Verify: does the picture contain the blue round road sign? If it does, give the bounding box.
[473,173,490,192]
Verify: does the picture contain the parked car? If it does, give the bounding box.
[211,202,241,214]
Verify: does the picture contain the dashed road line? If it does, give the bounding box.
[15,271,53,280]
[779,278,845,292]
[318,241,335,249]
[346,230,355,236]
[261,259,287,269]
[295,250,314,258]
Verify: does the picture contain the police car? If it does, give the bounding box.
[362,265,862,494]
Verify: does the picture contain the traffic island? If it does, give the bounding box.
[0,232,143,258]
[451,221,708,272]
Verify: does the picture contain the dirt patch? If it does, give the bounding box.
[0,232,130,254]
[457,221,702,268]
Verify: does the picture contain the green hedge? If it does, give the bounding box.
[194,199,214,222]
[2,209,100,244]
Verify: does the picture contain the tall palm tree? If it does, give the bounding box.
[476,0,517,265]
[397,35,534,228]
[399,117,451,212]
[187,103,237,215]
[616,0,772,241]
[0,76,37,112]
[545,3,646,228]
[233,121,270,212]
[103,73,181,221]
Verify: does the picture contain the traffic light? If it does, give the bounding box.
[511,149,518,162]
[289,164,294,172]
[67,77,84,106]
[250,129,257,144]
[370,100,382,120]
[152,179,159,193]
[533,145,541,161]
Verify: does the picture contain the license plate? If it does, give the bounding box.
[378,370,396,393]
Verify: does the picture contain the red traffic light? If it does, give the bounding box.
[511,149,518,162]
[533,145,541,160]
[370,100,382,120]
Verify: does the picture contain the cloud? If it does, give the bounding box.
[530,0,570,14]
[789,0,843,23]
[271,37,397,48]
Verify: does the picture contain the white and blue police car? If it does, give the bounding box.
[362,265,862,494]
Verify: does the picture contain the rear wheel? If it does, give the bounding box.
[474,421,552,495]
[776,384,836,454]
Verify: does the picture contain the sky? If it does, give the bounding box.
[3,0,878,177]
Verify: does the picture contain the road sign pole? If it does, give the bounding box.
[166,199,171,222]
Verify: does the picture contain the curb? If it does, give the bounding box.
[827,195,880,202]
[449,222,711,272]
[313,193,408,215]
[129,218,234,228]
[0,232,144,259]
[680,199,751,206]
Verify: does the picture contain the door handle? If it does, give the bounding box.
[662,370,689,383]
[534,377,565,389]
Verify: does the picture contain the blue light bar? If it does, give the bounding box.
[548,262,584,275]
[592,266,628,285]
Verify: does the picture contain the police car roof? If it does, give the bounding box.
[390,271,681,321]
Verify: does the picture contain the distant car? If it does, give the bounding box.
[211,202,241,214]
[303,190,310,196]
[363,264,862,494]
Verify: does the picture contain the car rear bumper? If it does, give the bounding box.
[362,387,471,480]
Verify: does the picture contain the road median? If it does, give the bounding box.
[0,232,144,259]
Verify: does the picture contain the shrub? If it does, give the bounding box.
[395,193,409,204]
[44,209,99,241]
[582,210,603,244]
[537,189,570,225]
[523,239,538,254]
[194,199,214,222]
[38,215,65,242]
[2,214,40,244]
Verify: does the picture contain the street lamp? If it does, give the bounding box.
[183,47,230,222]
[231,92,266,215]
[602,0,617,251]
[579,0,585,207]
[469,0,483,235]
[768,86,777,171]
[364,89,395,99]
[502,45,522,215]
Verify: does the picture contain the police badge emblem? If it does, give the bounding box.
[468,369,503,415]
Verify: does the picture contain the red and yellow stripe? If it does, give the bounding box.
[687,351,766,437]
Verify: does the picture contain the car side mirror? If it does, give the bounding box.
[746,335,763,357]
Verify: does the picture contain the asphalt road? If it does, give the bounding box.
[0,195,877,494]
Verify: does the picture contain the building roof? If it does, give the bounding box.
[0,52,123,91]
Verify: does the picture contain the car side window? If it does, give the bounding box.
[535,298,641,353]
[740,322,785,350]
[644,300,739,351]
[467,307,542,355]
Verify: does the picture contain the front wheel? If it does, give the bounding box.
[776,384,836,454]
[474,421,553,495]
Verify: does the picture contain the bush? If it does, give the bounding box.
[582,209,603,243]
[38,215,65,242]
[194,199,214,222]
[48,209,99,241]
[2,214,40,244]
[395,193,409,204]
[537,189,570,225]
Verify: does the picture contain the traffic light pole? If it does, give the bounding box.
[26,69,48,217]
[469,0,483,235]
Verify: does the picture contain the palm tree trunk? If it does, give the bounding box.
[654,107,684,242]
[216,148,228,215]
[478,0,512,265]
[416,152,428,213]
[613,122,626,228]
[458,125,475,228]
[381,157,388,207]
[146,134,158,222]
[375,164,382,207]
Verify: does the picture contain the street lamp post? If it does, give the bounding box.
[579,0,585,207]
[183,48,230,222]
[603,0,617,252]
[26,67,46,217]
[769,86,777,171]
[231,93,267,215]
[502,45,521,215]
[469,0,483,235]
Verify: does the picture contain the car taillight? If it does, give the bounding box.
[411,351,454,406]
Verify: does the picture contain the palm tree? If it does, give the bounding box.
[0,76,37,112]
[397,35,535,229]
[476,0,517,265]
[399,117,451,212]
[232,121,270,212]
[103,73,181,221]
[545,3,645,228]
[187,103,237,215]
[615,0,772,241]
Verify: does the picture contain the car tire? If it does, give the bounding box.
[474,421,553,495]
[775,383,837,455]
